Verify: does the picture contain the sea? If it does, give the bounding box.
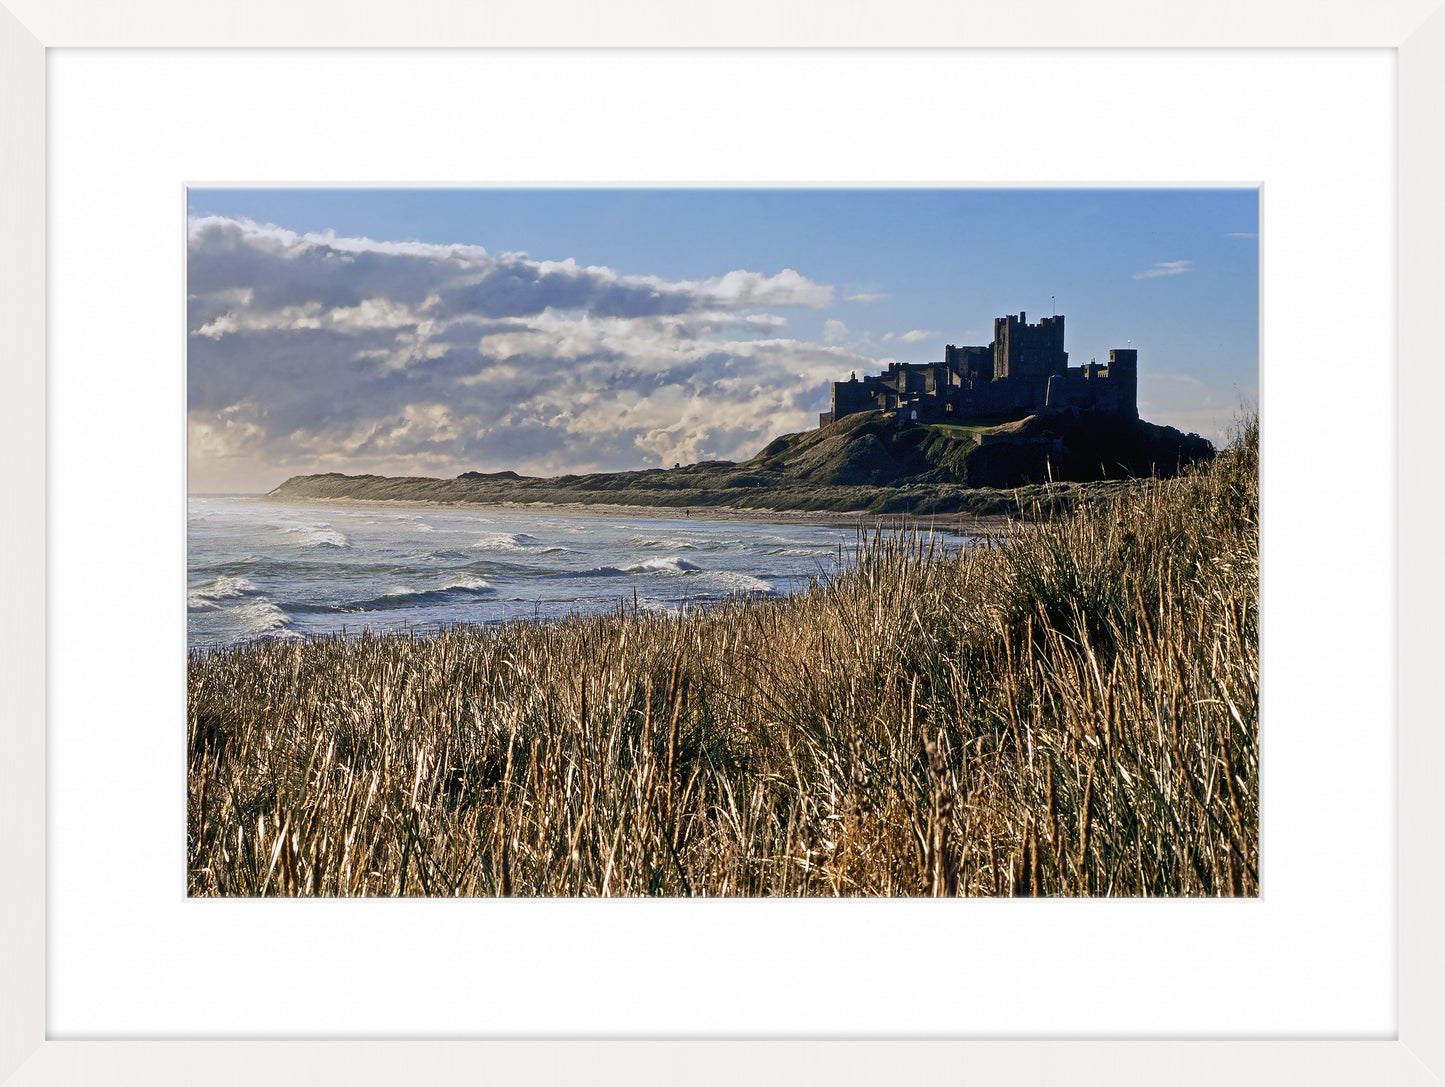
[187,496,977,651]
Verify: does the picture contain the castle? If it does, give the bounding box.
[818,311,1138,427]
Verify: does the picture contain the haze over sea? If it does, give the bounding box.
[187,497,975,649]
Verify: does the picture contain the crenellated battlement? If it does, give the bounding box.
[818,311,1139,428]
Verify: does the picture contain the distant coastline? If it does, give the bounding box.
[268,410,1212,520]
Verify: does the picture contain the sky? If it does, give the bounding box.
[187,188,1258,494]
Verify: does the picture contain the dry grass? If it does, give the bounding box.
[188,414,1258,897]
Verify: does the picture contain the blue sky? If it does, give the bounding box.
[187,188,1257,493]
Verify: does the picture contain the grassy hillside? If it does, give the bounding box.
[267,410,1215,516]
[191,413,1257,897]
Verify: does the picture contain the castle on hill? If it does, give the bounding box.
[819,311,1138,427]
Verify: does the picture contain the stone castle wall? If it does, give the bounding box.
[819,313,1138,428]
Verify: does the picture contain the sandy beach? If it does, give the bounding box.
[255,492,1019,538]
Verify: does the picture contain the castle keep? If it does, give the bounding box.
[818,312,1138,427]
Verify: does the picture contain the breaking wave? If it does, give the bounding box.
[471,533,570,554]
[188,576,263,612]
[341,577,497,613]
[274,520,352,548]
[234,598,302,638]
[571,556,705,578]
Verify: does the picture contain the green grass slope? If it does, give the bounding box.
[268,410,1215,516]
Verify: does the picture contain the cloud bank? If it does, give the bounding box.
[188,217,872,491]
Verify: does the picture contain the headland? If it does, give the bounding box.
[268,408,1214,519]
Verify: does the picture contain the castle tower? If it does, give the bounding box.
[1108,348,1138,418]
[993,312,1068,382]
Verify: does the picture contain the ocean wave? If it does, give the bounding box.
[441,574,493,592]
[351,578,497,612]
[273,519,352,548]
[637,538,700,551]
[711,571,774,594]
[630,556,703,574]
[188,577,304,636]
[473,533,539,550]
[188,575,263,612]
[569,556,705,578]
[278,575,498,617]
[470,532,571,555]
[234,597,302,638]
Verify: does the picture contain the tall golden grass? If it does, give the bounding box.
[188,413,1258,897]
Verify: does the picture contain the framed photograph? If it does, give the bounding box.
[182,184,1255,907]
[4,2,1440,1083]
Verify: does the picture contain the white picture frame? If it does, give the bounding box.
[3,2,1442,1083]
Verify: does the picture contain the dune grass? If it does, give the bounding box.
[188,413,1258,897]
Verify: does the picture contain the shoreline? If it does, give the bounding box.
[238,492,1020,538]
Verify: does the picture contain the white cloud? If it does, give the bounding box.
[822,319,849,344]
[188,215,866,490]
[188,215,832,326]
[696,267,832,309]
[899,329,935,344]
[1133,260,1194,280]
[745,313,788,331]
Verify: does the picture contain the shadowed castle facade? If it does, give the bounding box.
[818,312,1138,427]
